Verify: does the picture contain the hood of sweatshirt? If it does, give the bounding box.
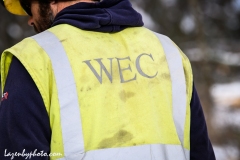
[52,0,144,32]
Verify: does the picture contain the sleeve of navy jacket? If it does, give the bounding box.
[0,58,216,159]
[0,57,51,160]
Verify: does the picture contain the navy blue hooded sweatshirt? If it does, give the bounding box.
[0,0,215,159]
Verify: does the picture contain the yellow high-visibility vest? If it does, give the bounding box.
[1,25,193,160]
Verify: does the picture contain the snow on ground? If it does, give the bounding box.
[210,82,240,128]
[213,51,240,66]
[184,47,240,66]
[213,145,239,160]
[211,82,240,108]
[211,82,240,159]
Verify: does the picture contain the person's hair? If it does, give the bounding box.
[19,0,101,16]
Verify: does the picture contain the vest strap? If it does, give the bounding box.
[153,32,188,159]
[59,144,189,160]
[32,31,85,158]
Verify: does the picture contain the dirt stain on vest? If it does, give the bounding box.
[159,56,167,63]
[119,91,135,102]
[86,87,91,91]
[161,73,170,80]
[98,130,133,149]
[60,39,67,43]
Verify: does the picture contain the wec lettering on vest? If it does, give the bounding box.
[83,53,158,84]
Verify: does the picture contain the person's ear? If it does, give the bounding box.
[50,0,58,15]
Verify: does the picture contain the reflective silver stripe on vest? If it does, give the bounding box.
[153,32,189,159]
[82,144,189,160]
[32,31,85,159]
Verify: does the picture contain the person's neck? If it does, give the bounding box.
[50,0,95,17]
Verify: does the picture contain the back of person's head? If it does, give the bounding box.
[1,0,100,16]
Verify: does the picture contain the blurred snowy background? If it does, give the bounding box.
[1,0,240,159]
